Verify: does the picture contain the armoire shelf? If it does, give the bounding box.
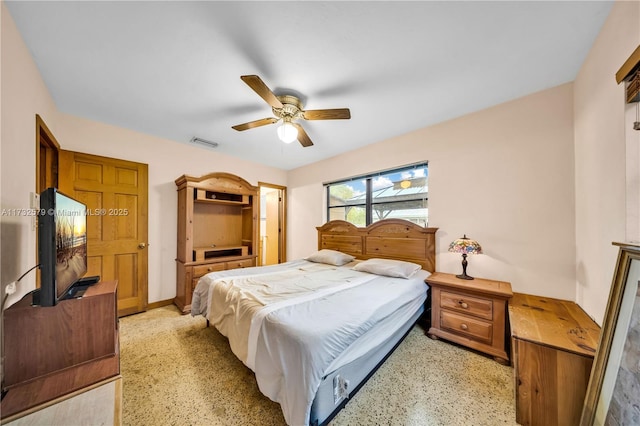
[195,188,250,205]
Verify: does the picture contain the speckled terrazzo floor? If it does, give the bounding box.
[119,305,517,426]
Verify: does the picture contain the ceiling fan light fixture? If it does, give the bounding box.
[277,120,298,143]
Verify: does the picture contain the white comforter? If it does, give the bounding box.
[192,259,429,426]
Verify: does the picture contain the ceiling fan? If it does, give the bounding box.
[232,75,351,147]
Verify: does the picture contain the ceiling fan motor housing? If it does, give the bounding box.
[273,95,304,120]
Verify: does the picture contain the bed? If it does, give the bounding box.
[191,219,438,426]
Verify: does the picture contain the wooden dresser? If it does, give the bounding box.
[426,272,513,364]
[1,281,120,420]
[509,293,601,426]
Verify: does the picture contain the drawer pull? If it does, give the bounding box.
[460,324,468,331]
[458,300,469,309]
[207,267,213,272]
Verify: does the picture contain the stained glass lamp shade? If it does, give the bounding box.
[448,235,483,280]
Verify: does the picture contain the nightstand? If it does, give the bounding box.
[426,272,513,364]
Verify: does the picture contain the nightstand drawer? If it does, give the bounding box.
[193,263,225,277]
[440,310,493,344]
[440,290,493,321]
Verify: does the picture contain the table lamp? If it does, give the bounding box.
[448,234,483,280]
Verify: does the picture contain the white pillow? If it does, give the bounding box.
[305,249,355,266]
[353,258,421,278]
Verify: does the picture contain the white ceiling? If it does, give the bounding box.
[6,1,613,170]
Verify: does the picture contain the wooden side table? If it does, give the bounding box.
[509,293,600,426]
[426,272,513,364]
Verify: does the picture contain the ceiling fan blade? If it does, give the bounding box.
[240,75,283,109]
[302,108,351,120]
[293,123,313,147]
[232,117,279,131]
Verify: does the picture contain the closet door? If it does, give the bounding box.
[59,150,149,317]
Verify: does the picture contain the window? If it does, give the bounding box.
[326,162,428,227]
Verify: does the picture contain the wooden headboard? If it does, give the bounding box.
[316,219,438,272]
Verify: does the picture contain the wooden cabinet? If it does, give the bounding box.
[174,172,258,313]
[1,281,120,420]
[426,272,512,364]
[509,293,601,426]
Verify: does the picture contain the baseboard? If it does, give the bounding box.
[147,299,175,310]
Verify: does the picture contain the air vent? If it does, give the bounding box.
[190,137,219,148]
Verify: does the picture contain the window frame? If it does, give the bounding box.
[324,161,428,227]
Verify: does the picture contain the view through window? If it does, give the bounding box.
[326,162,428,227]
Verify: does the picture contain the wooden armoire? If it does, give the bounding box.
[174,172,259,313]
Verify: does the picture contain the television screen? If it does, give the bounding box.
[38,188,88,306]
[53,193,88,299]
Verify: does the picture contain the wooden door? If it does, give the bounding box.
[35,115,60,288]
[59,150,148,317]
[36,115,60,192]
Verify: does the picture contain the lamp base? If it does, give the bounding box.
[456,273,474,280]
[457,253,474,280]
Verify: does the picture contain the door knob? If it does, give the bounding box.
[138,243,147,249]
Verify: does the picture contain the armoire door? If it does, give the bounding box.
[59,150,148,317]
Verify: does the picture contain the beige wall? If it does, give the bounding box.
[626,103,640,242]
[288,83,577,301]
[574,0,640,324]
[1,2,60,306]
[0,2,286,304]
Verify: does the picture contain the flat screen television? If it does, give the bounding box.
[37,188,88,306]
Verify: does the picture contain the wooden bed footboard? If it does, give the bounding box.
[316,219,438,272]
